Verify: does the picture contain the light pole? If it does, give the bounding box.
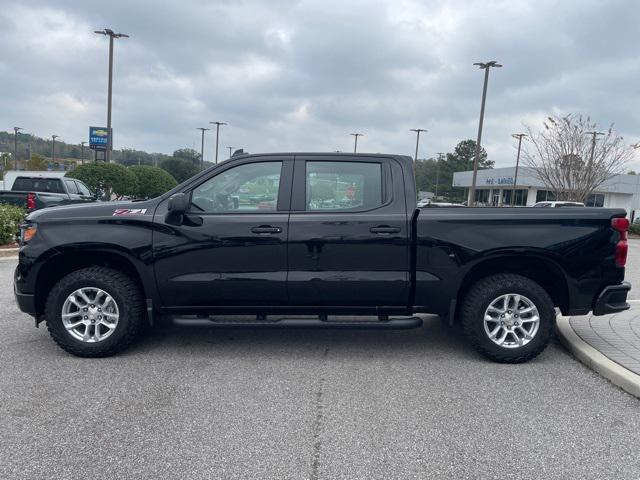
[51,135,59,163]
[227,146,234,158]
[511,133,527,206]
[468,60,502,206]
[350,133,364,153]
[80,141,87,164]
[435,152,445,198]
[209,121,227,165]
[410,129,427,163]
[94,28,129,163]
[13,126,22,170]
[196,127,210,171]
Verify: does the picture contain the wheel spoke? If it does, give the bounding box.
[100,319,116,329]
[82,325,92,341]
[94,325,101,341]
[78,290,92,305]
[100,294,115,309]
[517,326,532,340]
[67,296,83,309]
[65,320,84,330]
[496,330,508,345]
[489,325,501,337]
[513,294,521,309]
[520,315,539,324]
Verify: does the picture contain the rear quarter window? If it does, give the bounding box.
[12,178,64,193]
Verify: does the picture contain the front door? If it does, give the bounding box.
[152,158,293,309]
[286,155,410,307]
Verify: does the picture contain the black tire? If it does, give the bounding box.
[45,266,144,357]
[460,274,555,363]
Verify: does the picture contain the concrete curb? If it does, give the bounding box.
[556,316,640,398]
[0,256,18,261]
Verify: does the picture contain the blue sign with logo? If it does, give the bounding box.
[89,126,109,150]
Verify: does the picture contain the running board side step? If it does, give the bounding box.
[171,316,423,330]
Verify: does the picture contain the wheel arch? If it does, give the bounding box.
[455,253,570,318]
[34,247,155,317]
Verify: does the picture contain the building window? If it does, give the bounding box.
[535,190,556,202]
[474,189,490,205]
[586,193,605,207]
[502,189,528,206]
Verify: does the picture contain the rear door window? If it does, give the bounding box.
[305,161,383,211]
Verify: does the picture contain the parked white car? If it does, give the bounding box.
[533,201,585,208]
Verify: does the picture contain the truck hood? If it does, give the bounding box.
[27,198,160,222]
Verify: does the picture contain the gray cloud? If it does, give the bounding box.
[1,0,639,170]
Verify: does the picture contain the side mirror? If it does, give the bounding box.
[168,192,189,214]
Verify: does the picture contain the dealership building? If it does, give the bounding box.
[452,166,640,220]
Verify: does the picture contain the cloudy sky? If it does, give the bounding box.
[1,0,639,169]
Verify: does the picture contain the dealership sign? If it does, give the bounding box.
[485,177,514,185]
[89,127,109,150]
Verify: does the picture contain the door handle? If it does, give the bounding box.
[251,225,282,234]
[370,225,401,234]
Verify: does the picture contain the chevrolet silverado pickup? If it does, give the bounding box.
[14,153,631,362]
[0,174,94,211]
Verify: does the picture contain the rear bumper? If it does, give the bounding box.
[593,282,631,316]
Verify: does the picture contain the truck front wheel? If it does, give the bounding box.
[460,274,555,363]
[45,266,144,357]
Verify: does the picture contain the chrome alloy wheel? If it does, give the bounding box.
[483,293,540,349]
[61,287,120,343]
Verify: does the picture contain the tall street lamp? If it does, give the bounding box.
[468,60,502,206]
[435,152,445,198]
[210,121,227,165]
[94,28,129,163]
[350,133,364,153]
[13,126,22,170]
[196,127,210,171]
[51,135,60,163]
[410,129,427,163]
[80,141,87,164]
[511,134,527,206]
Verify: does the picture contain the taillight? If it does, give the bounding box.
[26,192,36,210]
[612,217,629,267]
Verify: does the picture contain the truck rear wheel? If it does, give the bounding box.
[460,274,555,363]
[45,266,144,357]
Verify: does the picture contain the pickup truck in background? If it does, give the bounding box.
[0,173,94,211]
[14,153,631,362]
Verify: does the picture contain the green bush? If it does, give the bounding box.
[159,158,199,183]
[629,223,640,236]
[128,165,177,199]
[0,204,25,245]
[67,163,137,200]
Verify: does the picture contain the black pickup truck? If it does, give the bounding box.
[14,153,631,362]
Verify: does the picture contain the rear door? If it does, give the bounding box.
[286,155,410,307]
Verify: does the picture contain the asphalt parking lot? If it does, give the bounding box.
[1,242,639,479]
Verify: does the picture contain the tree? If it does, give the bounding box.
[128,165,177,198]
[523,115,633,203]
[159,158,199,183]
[628,170,637,175]
[172,148,201,166]
[27,153,47,171]
[414,140,492,201]
[67,163,138,199]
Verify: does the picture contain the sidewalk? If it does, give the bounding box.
[557,301,640,398]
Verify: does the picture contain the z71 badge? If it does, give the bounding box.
[112,208,147,216]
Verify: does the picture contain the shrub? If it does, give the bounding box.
[67,163,137,200]
[159,158,199,183]
[0,204,25,245]
[629,223,640,236]
[128,165,177,199]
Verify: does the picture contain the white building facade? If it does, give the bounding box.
[452,166,640,221]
